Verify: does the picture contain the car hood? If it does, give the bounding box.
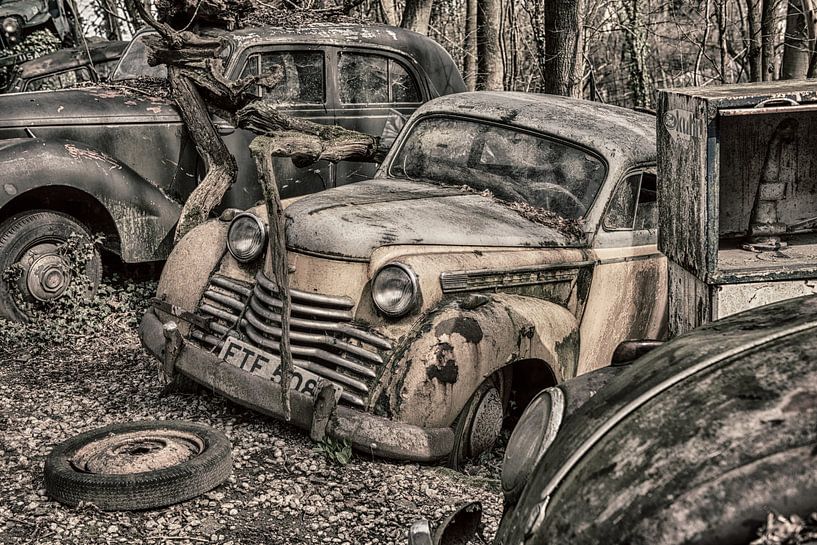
[0,87,178,126]
[284,179,583,260]
[498,294,817,545]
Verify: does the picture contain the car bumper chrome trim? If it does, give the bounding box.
[140,309,454,462]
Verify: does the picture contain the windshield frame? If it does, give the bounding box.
[384,112,609,219]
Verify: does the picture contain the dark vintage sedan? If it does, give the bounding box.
[0,24,465,320]
[2,40,126,93]
[412,294,817,544]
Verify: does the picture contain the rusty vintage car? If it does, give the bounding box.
[0,24,465,320]
[414,294,817,544]
[0,0,76,49]
[139,91,667,464]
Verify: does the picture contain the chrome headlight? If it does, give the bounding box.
[226,212,267,263]
[371,263,419,317]
[501,387,564,503]
[2,17,20,41]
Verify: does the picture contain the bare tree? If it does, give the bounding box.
[401,0,435,34]
[781,0,813,78]
[477,0,504,89]
[543,0,585,97]
[464,0,478,90]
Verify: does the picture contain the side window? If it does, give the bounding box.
[604,171,658,231]
[240,51,324,104]
[26,67,94,92]
[338,52,421,104]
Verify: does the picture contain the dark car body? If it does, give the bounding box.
[0,24,465,263]
[487,295,817,545]
[2,40,126,92]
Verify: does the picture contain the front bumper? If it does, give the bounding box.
[140,309,454,462]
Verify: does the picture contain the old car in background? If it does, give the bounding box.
[140,91,667,466]
[416,294,817,544]
[2,39,126,92]
[0,0,76,48]
[0,23,465,320]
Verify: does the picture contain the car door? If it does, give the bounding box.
[220,45,333,208]
[332,48,425,186]
[577,169,668,374]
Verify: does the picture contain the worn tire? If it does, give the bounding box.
[448,373,506,470]
[44,420,232,511]
[0,210,102,321]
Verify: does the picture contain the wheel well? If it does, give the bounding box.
[505,358,558,424]
[0,186,121,255]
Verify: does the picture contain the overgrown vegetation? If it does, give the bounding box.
[313,437,353,465]
[752,513,817,544]
[1,234,156,354]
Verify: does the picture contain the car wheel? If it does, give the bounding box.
[0,210,102,321]
[448,373,506,470]
[44,420,233,511]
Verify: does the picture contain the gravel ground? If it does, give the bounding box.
[0,278,503,545]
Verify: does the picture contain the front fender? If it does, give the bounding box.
[0,138,181,262]
[384,294,579,428]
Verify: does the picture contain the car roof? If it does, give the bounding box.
[17,41,128,79]
[201,23,466,97]
[412,91,657,168]
[510,294,817,543]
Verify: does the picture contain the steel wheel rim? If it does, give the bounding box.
[71,430,205,475]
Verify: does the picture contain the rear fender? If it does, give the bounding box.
[0,138,181,262]
[384,294,579,428]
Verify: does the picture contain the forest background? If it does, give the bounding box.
[65,0,817,108]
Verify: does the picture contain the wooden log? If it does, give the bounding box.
[170,66,238,242]
[250,135,294,421]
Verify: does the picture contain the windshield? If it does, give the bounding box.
[111,34,168,81]
[388,116,607,219]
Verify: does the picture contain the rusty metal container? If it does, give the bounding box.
[658,81,817,336]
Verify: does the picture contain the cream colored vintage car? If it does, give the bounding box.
[140,92,667,465]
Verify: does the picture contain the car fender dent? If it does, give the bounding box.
[0,138,180,263]
[156,219,228,337]
[387,294,577,428]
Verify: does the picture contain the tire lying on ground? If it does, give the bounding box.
[44,420,232,511]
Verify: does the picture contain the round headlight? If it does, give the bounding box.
[2,17,19,36]
[501,387,564,503]
[372,263,419,317]
[227,212,267,263]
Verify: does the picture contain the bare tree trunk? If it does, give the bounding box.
[380,0,399,26]
[716,0,730,82]
[617,0,648,106]
[464,0,478,90]
[782,0,812,78]
[543,0,585,97]
[170,67,238,242]
[746,0,763,81]
[401,0,435,34]
[761,0,777,80]
[477,0,504,90]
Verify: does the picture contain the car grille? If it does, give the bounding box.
[190,273,392,409]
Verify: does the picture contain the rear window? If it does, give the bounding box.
[338,52,421,104]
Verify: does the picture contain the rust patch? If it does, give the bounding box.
[64,144,122,170]
[427,342,459,384]
[435,316,483,344]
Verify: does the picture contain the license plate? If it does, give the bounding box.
[219,336,333,398]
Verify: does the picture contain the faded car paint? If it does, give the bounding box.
[142,92,667,461]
